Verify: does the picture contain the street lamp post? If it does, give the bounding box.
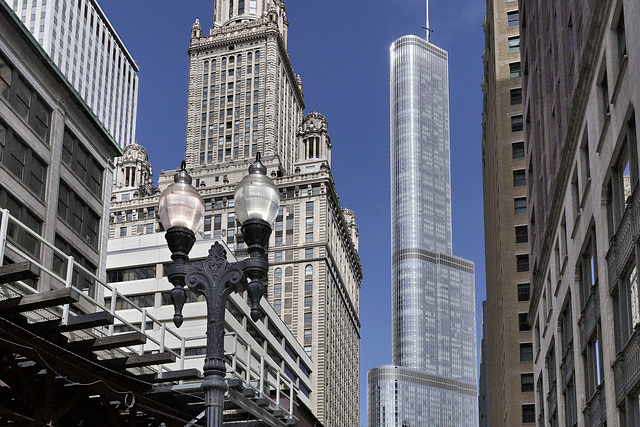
[159,154,279,427]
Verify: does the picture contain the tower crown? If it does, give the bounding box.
[213,0,288,33]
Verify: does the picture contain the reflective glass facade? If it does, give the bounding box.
[368,366,478,427]
[369,35,477,426]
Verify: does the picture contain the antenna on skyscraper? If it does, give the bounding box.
[422,0,433,42]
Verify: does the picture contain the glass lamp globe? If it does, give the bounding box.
[234,154,280,225]
[158,163,205,234]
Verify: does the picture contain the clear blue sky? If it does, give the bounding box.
[100,1,487,425]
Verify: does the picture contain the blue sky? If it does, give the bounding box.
[100,1,487,424]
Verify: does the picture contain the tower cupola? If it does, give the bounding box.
[114,143,154,197]
[296,112,331,173]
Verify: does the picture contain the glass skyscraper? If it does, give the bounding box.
[367,35,478,426]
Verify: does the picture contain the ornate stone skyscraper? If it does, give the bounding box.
[184,0,301,174]
[108,2,362,425]
[367,31,478,427]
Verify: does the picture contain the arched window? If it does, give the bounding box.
[285,266,293,277]
[305,265,313,277]
[247,52,252,62]
[255,50,260,60]
[204,60,209,71]
[274,268,282,279]
[237,54,242,64]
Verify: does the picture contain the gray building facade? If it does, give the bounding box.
[3,0,139,148]
[521,0,640,425]
[367,35,478,426]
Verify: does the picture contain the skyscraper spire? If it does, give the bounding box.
[426,0,429,35]
[422,0,432,42]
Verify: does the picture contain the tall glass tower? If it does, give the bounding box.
[367,35,478,426]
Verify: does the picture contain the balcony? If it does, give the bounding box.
[613,324,640,406]
[607,182,640,295]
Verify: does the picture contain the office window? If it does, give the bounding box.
[607,114,638,236]
[510,87,522,105]
[305,232,313,243]
[0,53,51,141]
[120,227,126,237]
[53,235,97,297]
[518,283,531,301]
[305,279,313,292]
[509,62,521,78]
[513,169,526,186]
[0,54,11,99]
[578,230,598,309]
[107,265,156,283]
[508,36,520,53]
[273,299,281,311]
[515,225,528,243]
[521,373,534,392]
[0,187,42,258]
[57,181,100,248]
[106,292,154,310]
[304,296,312,308]
[507,11,519,27]
[146,223,153,234]
[304,312,312,324]
[520,343,533,362]
[514,197,527,215]
[599,70,609,116]
[517,254,530,272]
[616,7,627,65]
[519,313,531,331]
[1,125,47,199]
[522,404,535,423]
[304,329,312,341]
[512,141,525,159]
[305,248,313,259]
[584,322,603,398]
[62,129,103,197]
[511,114,523,132]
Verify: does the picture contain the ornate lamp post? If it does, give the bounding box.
[159,154,279,427]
